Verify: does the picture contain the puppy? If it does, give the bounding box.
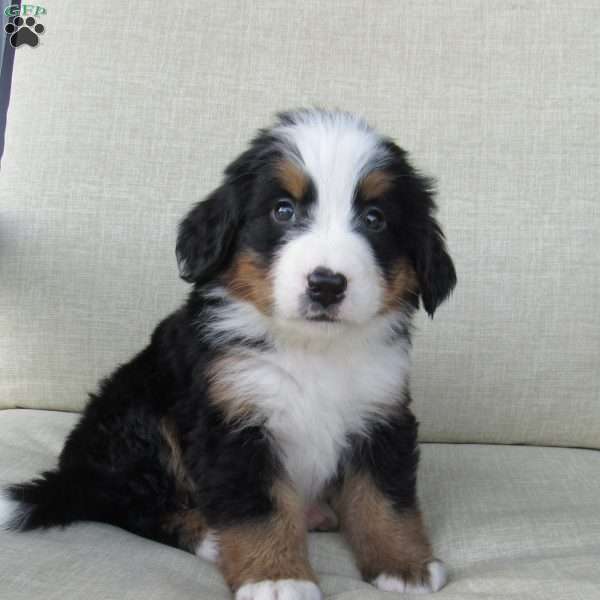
[1,109,456,599]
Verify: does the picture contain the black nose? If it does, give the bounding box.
[307,267,347,307]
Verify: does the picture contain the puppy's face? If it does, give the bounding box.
[177,110,456,329]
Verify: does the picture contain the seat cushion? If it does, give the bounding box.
[1,409,599,599]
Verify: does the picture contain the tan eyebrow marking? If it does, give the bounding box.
[360,169,393,201]
[276,159,309,201]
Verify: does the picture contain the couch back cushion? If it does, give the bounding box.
[1,2,598,448]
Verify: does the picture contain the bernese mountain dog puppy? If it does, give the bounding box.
[1,109,456,599]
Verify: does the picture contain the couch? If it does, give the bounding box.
[1,2,599,599]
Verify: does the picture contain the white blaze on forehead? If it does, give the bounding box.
[274,110,388,225]
[271,111,390,323]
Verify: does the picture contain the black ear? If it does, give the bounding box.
[415,220,457,317]
[176,185,241,284]
[383,140,457,318]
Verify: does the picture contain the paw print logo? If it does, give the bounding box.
[5,16,45,48]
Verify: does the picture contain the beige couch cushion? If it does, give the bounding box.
[1,1,599,448]
[1,409,599,599]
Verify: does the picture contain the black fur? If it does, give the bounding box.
[348,399,420,513]
[176,186,241,284]
[373,140,457,317]
[8,303,282,541]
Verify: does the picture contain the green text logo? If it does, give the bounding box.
[4,4,46,18]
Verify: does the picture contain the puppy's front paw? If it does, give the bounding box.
[373,559,447,594]
[235,579,322,600]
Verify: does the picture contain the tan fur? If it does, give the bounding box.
[380,258,419,313]
[277,159,308,200]
[223,251,273,315]
[159,418,207,552]
[161,509,208,552]
[338,472,433,583]
[207,353,257,423]
[160,418,195,494]
[217,481,317,591]
[360,169,393,200]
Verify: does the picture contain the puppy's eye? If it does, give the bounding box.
[361,207,386,232]
[272,199,296,223]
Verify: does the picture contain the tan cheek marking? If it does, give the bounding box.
[277,159,308,201]
[380,259,418,313]
[223,251,274,315]
[338,472,433,582]
[217,481,316,591]
[360,170,393,201]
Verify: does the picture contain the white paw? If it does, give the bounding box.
[235,579,322,600]
[194,530,219,562]
[373,560,447,594]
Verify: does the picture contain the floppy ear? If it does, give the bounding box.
[176,185,241,284]
[415,219,457,317]
[384,145,457,318]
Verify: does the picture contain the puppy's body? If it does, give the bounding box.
[207,289,412,501]
[2,109,456,600]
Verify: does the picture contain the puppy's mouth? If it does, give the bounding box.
[306,314,337,323]
[301,301,341,323]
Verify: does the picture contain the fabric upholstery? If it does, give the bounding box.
[1,1,599,448]
[1,409,599,599]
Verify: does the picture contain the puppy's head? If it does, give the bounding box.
[177,109,456,330]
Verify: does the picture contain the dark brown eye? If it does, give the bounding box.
[272,199,296,223]
[362,207,386,232]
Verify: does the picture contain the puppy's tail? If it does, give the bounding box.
[1,470,98,531]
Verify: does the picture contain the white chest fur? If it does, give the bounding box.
[214,320,411,500]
